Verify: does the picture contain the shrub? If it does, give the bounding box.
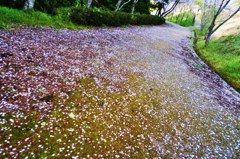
[0,0,75,14]
[131,14,165,25]
[0,6,81,30]
[70,8,165,27]
[0,0,26,9]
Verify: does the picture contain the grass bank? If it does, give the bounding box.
[0,6,165,30]
[167,12,194,27]
[196,35,240,92]
[0,6,83,29]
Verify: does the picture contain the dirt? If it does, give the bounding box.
[0,23,239,158]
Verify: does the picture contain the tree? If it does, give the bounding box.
[0,0,26,9]
[34,0,76,14]
[24,0,35,9]
[87,0,93,8]
[135,0,151,14]
[115,0,132,12]
[115,0,150,14]
[132,0,139,14]
[153,0,168,16]
[92,0,116,10]
[204,0,240,47]
[153,0,180,17]
[115,0,122,11]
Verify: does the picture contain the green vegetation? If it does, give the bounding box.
[70,8,165,27]
[0,6,81,29]
[196,35,240,91]
[167,12,194,27]
[0,6,165,30]
[0,0,151,15]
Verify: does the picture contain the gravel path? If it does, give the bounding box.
[111,23,240,158]
[0,23,239,158]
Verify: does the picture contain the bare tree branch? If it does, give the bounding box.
[162,0,180,17]
[212,6,240,34]
[119,0,132,11]
[218,0,231,14]
[24,0,35,9]
[115,0,122,11]
[204,0,239,47]
[131,0,139,14]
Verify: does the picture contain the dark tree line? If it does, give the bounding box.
[0,0,151,15]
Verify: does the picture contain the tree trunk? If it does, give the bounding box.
[193,31,198,49]
[24,0,35,9]
[119,0,132,11]
[162,0,180,17]
[204,32,212,47]
[131,0,138,14]
[192,14,196,26]
[87,0,92,8]
[203,0,239,47]
[131,2,136,14]
[115,0,122,11]
[204,24,214,47]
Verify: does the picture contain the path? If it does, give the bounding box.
[0,24,239,158]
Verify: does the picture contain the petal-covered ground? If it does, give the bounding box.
[0,24,239,158]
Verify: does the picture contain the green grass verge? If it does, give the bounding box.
[196,35,240,92]
[0,6,83,29]
[167,12,194,27]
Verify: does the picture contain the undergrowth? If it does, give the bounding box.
[70,8,165,27]
[0,6,83,29]
[167,12,194,27]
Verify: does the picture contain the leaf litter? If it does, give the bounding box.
[0,24,239,158]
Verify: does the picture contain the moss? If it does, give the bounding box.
[1,62,239,157]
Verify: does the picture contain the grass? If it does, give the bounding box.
[196,35,240,92]
[167,12,194,27]
[0,6,83,29]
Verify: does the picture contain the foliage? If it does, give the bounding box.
[134,0,151,14]
[0,0,76,14]
[34,0,76,15]
[131,13,165,25]
[0,0,26,9]
[151,0,169,15]
[70,8,165,27]
[167,12,194,27]
[92,0,116,11]
[196,35,240,92]
[0,6,82,29]
[120,0,151,14]
[0,0,151,14]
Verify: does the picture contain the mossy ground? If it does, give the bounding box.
[2,72,238,158]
